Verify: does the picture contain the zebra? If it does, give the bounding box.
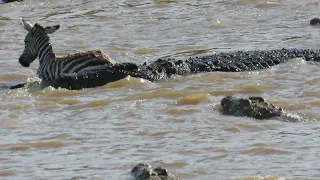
[19,18,116,82]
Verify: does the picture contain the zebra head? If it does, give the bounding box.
[19,18,60,67]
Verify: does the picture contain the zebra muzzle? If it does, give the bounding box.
[19,57,30,67]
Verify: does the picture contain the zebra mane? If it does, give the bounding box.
[32,23,45,32]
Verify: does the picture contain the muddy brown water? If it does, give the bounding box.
[0,0,320,179]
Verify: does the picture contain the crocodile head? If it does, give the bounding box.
[131,163,176,180]
[220,96,283,119]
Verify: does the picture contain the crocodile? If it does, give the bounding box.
[131,163,178,180]
[67,163,178,180]
[220,96,283,120]
[5,48,319,90]
[219,96,302,122]
[5,20,320,90]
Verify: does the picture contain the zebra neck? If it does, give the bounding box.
[37,38,56,65]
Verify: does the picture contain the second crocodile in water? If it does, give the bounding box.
[219,96,302,122]
[131,163,178,180]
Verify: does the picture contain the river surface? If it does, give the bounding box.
[0,0,320,179]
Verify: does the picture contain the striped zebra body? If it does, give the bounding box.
[37,50,115,80]
[19,19,116,81]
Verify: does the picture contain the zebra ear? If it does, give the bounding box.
[20,18,33,32]
[45,25,60,34]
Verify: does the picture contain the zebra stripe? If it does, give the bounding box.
[19,22,116,81]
